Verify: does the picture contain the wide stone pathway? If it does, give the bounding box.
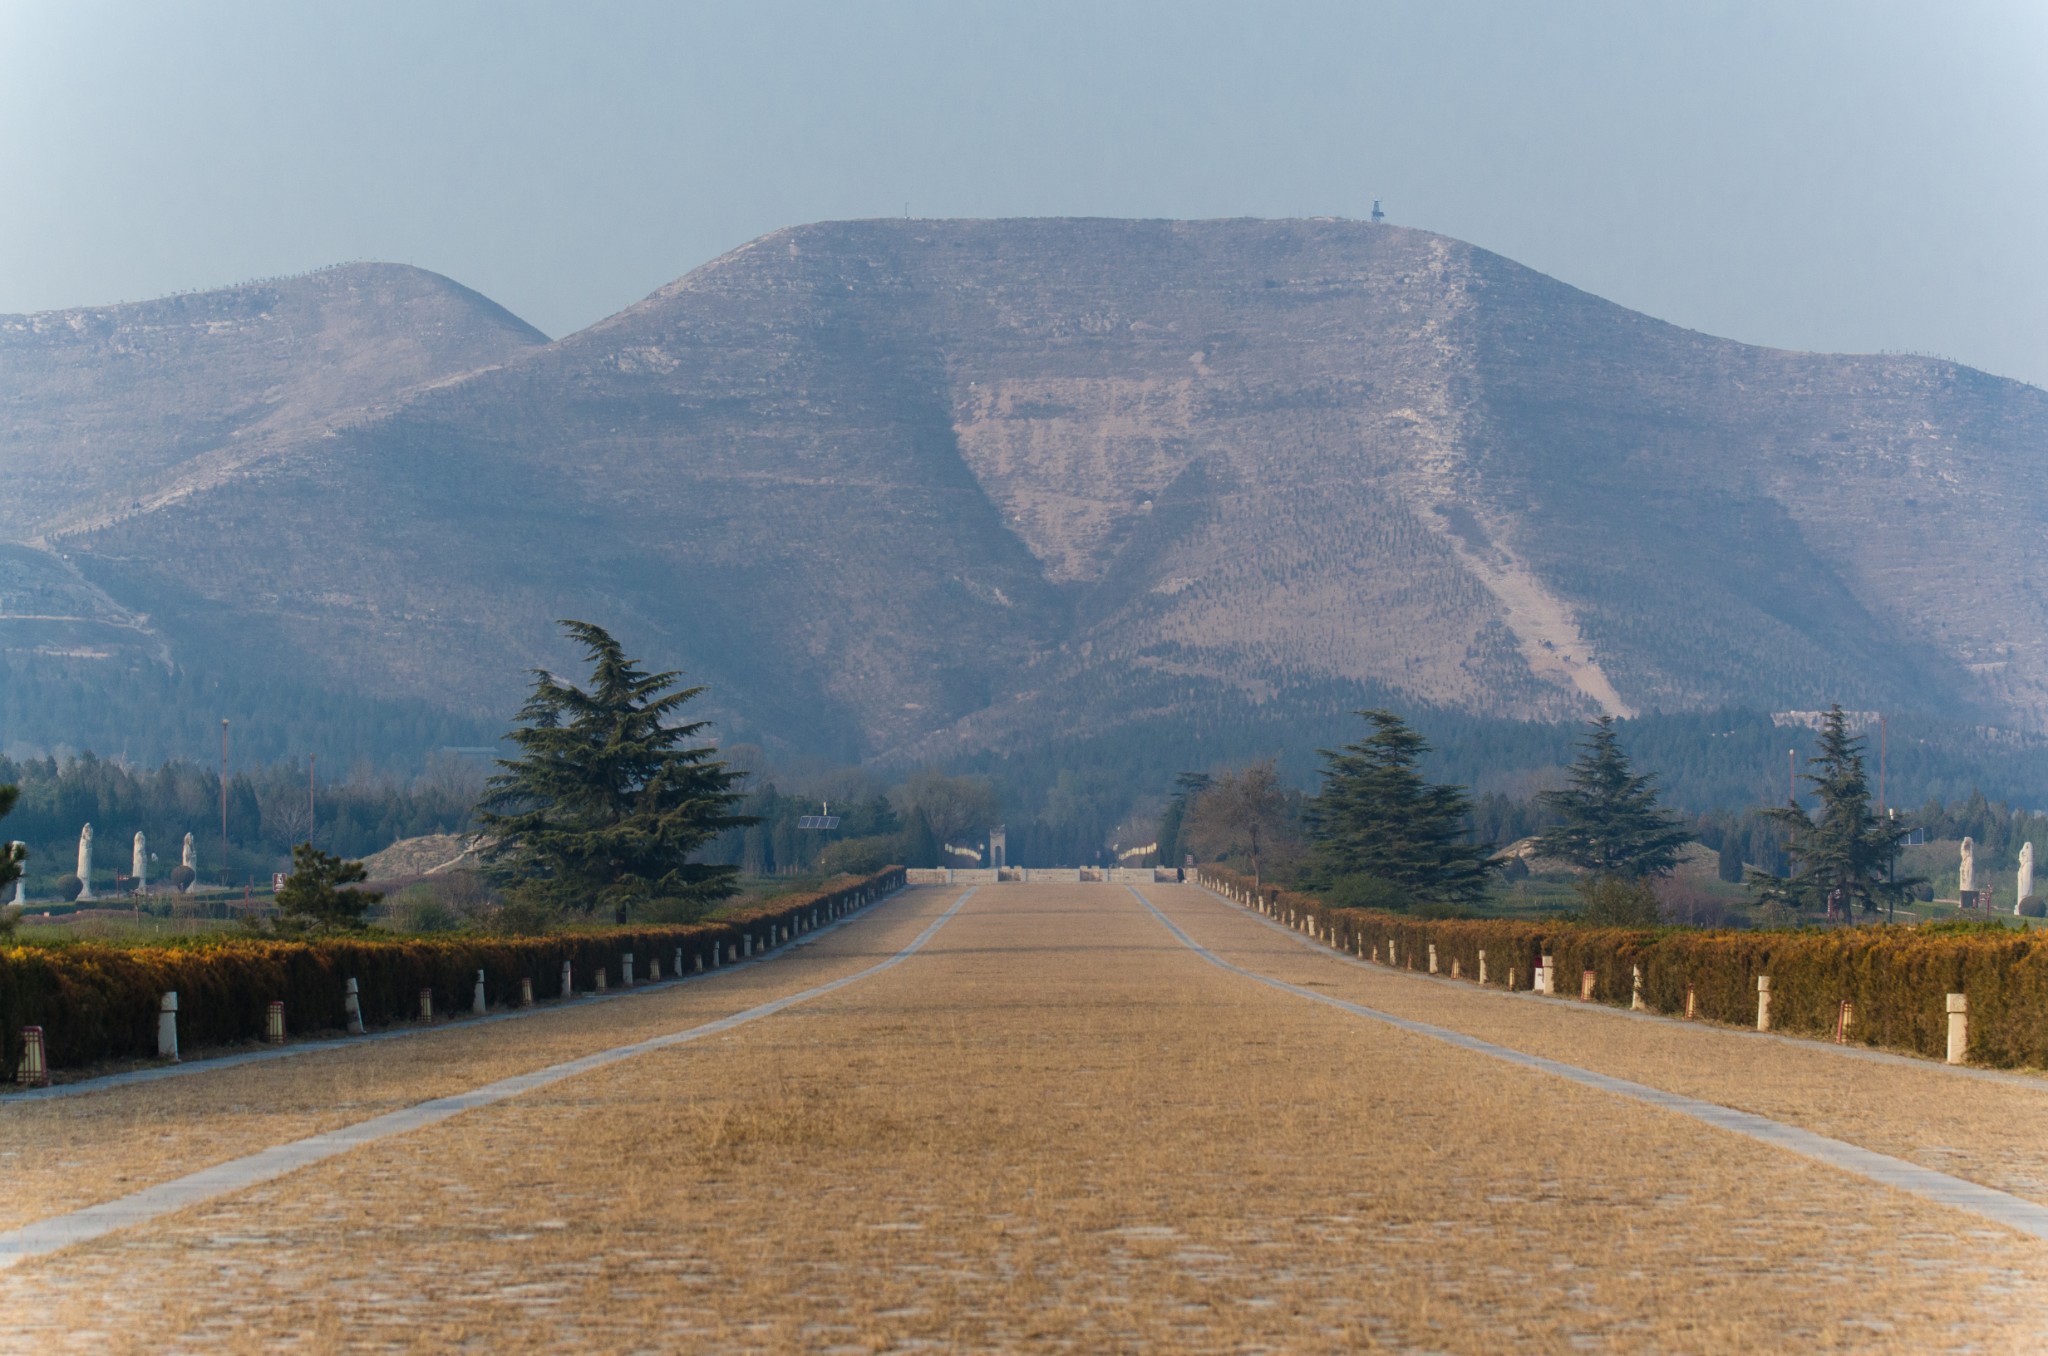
[3,882,2045,1352]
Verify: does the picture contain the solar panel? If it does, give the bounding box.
[798,815,841,829]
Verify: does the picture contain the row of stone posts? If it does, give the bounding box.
[23,873,899,1084]
[1199,871,1978,1066]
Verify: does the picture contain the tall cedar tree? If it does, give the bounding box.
[1307,709,1496,907]
[1156,771,1214,871]
[1533,717,1693,878]
[479,621,753,921]
[274,842,382,929]
[0,783,23,927]
[1747,705,1918,918]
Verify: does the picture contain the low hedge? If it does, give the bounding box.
[1197,868,2048,1068]
[0,868,905,1078]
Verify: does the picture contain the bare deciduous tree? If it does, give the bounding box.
[1185,760,1296,888]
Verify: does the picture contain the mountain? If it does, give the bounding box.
[6,220,2047,784]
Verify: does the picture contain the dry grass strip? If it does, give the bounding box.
[7,884,2047,1353]
[0,888,960,1234]
[1152,883,2048,1211]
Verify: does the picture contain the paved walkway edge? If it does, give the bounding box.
[1131,885,2048,1244]
[0,887,978,1270]
[8,887,909,1104]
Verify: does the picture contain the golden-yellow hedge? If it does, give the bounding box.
[0,869,904,1077]
[1198,868,2048,1067]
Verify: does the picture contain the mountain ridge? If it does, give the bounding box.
[5,219,2045,780]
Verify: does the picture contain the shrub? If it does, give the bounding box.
[170,865,196,893]
[1577,875,1662,927]
[1320,874,1408,912]
[2020,896,2045,919]
[1199,865,2048,1067]
[56,875,82,903]
[1,868,904,1076]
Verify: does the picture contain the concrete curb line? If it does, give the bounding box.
[7,886,907,1104]
[1191,879,2048,1092]
[0,885,976,1270]
[1132,884,2048,1244]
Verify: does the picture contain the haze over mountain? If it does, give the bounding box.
[4,219,2045,779]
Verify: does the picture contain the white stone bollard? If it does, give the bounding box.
[743,935,753,959]
[1428,944,1438,975]
[727,943,737,964]
[1580,969,1596,1002]
[1631,965,1645,1011]
[695,951,705,974]
[1946,993,1968,1065]
[1388,939,1398,968]
[1451,958,1462,979]
[419,988,433,1022]
[674,947,684,977]
[1756,975,1772,1032]
[623,953,635,986]
[595,966,608,993]
[473,969,487,1015]
[562,960,574,997]
[1478,950,1488,986]
[1509,967,1519,991]
[1539,955,1555,995]
[17,1025,48,1086]
[344,977,365,1034]
[1686,984,1697,1020]
[519,977,534,1008]
[266,1000,286,1045]
[158,991,180,1062]
[649,957,661,981]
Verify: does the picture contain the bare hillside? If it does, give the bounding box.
[21,220,2048,760]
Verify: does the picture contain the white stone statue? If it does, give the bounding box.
[181,832,196,871]
[77,823,94,900]
[1959,836,1976,894]
[2020,842,2036,912]
[7,842,23,906]
[133,831,147,893]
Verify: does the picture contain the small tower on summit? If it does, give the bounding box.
[1370,199,1385,224]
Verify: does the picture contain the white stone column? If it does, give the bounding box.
[77,823,94,900]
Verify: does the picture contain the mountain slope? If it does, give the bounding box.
[23,220,2048,766]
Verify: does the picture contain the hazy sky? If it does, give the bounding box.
[4,1,2045,387]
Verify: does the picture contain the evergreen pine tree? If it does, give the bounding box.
[478,621,753,921]
[0,782,23,928]
[1747,705,1917,919]
[1307,710,1496,908]
[274,842,382,930]
[1533,717,1693,878]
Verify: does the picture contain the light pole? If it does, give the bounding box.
[219,718,230,895]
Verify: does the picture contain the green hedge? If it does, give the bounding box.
[0,869,905,1077]
[1197,868,2048,1068]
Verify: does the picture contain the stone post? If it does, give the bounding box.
[158,992,180,1061]
[1631,965,1645,1011]
[1478,950,1487,986]
[1539,954,1555,995]
[648,956,660,981]
[743,935,753,959]
[674,946,684,977]
[1946,993,1968,1065]
[473,969,487,1015]
[1685,985,1697,1020]
[1428,944,1438,974]
[133,832,147,893]
[1451,958,1462,978]
[344,977,365,1034]
[1388,939,1398,968]
[266,1000,286,1044]
[622,953,634,987]
[419,989,433,1022]
[17,1026,47,1086]
[1756,976,1772,1032]
[595,966,607,993]
[8,844,23,906]
[1580,969,1596,1002]
[519,977,534,1008]
[561,960,574,997]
